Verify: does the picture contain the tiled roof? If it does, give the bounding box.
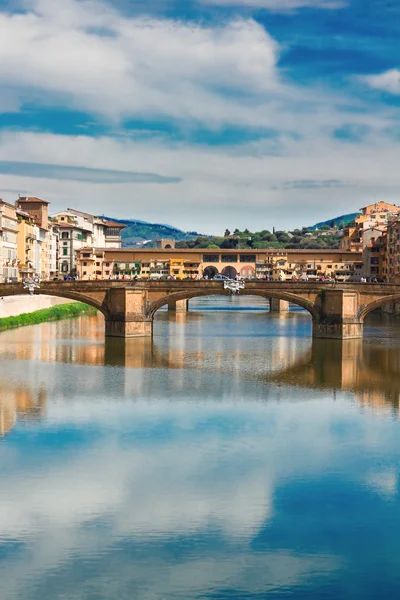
[103,220,126,229]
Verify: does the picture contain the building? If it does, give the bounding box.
[15,196,50,279]
[386,219,400,283]
[52,209,125,276]
[0,199,18,282]
[341,201,400,252]
[156,238,176,249]
[47,221,59,280]
[361,227,387,280]
[76,247,363,281]
[16,208,37,279]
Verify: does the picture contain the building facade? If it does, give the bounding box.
[52,209,124,276]
[15,196,51,280]
[0,200,19,283]
[76,248,363,281]
[386,220,400,283]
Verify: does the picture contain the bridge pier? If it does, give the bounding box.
[105,288,152,338]
[168,299,188,312]
[270,298,290,312]
[313,290,363,340]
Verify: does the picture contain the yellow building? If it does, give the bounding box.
[76,247,363,282]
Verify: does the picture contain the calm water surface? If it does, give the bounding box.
[1,296,400,599]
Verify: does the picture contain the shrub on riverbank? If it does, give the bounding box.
[0,302,97,331]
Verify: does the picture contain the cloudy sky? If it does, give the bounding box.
[0,0,399,233]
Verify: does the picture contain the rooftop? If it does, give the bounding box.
[17,196,49,205]
[76,247,362,256]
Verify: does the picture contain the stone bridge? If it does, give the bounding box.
[1,280,400,339]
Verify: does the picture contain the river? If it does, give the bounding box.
[1,296,400,599]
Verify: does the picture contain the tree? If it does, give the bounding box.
[224,229,231,237]
[176,240,188,249]
[221,238,238,249]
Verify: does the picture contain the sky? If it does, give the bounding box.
[0,0,400,233]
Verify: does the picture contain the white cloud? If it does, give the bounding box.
[0,0,280,124]
[0,1,399,231]
[200,0,345,10]
[363,69,400,95]
[2,129,400,232]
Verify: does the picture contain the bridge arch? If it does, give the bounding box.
[0,288,110,319]
[359,294,400,322]
[147,289,318,320]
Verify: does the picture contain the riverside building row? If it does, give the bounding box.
[76,247,363,281]
[340,201,400,283]
[0,197,124,283]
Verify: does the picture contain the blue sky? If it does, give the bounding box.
[0,0,399,232]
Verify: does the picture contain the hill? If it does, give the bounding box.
[100,217,203,247]
[310,212,360,230]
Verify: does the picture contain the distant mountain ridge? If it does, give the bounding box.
[103,210,360,248]
[100,216,203,247]
[310,212,360,230]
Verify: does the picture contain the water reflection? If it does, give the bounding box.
[1,310,400,439]
[1,304,400,599]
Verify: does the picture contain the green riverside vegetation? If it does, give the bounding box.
[0,302,97,332]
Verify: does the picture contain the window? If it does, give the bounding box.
[61,217,65,221]
[203,254,219,263]
[83,262,87,266]
[63,242,68,246]
[222,255,237,263]
[240,254,256,263]
[77,234,83,241]
[105,262,110,267]
[96,262,100,266]
[327,265,332,269]
[105,227,121,237]
[61,232,69,239]
[63,249,68,255]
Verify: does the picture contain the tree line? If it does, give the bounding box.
[175,225,341,251]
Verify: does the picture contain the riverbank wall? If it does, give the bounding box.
[0,295,75,319]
